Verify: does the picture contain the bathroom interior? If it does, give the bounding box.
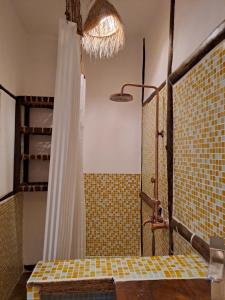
[0,0,225,299]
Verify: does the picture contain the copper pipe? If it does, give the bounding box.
[121,84,158,95]
[152,221,169,231]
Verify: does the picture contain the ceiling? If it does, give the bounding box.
[12,0,159,37]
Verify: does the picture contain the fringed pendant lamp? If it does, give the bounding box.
[82,0,125,59]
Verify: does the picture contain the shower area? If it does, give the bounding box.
[27,19,225,297]
[1,0,225,300]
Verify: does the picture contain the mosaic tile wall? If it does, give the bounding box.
[173,231,196,256]
[173,40,225,244]
[142,87,169,256]
[0,194,23,300]
[84,174,141,257]
[142,201,153,256]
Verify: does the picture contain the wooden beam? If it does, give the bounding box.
[167,0,175,255]
[140,38,146,256]
[0,192,15,203]
[140,192,160,209]
[0,84,17,100]
[170,19,225,84]
[141,38,146,103]
[23,106,30,183]
[172,218,210,262]
[13,97,21,193]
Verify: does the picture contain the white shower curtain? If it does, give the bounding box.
[43,19,86,260]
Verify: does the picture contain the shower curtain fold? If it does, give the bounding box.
[43,19,86,261]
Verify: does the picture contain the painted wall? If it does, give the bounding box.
[23,35,57,96]
[173,0,225,70]
[0,0,27,95]
[144,0,225,93]
[84,37,142,174]
[144,0,170,93]
[22,35,56,265]
[0,1,26,296]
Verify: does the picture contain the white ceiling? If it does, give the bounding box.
[12,0,159,37]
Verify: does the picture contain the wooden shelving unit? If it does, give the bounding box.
[20,126,52,135]
[17,96,54,192]
[19,182,48,192]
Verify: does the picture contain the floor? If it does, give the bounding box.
[9,272,31,300]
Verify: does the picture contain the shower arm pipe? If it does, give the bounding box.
[121,84,159,96]
[121,83,160,222]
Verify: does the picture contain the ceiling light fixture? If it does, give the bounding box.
[82,0,125,59]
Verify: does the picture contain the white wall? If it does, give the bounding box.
[23,192,47,264]
[24,35,58,96]
[173,0,225,70]
[0,0,27,94]
[22,35,57,265]
[144,0,170,92]
[144,0,225,92]
[84,37,143,174]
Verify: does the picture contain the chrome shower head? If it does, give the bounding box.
[110,93,133,102]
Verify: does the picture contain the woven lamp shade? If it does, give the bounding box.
[82,0,125,59]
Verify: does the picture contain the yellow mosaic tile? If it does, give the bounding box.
[142,201,153,256]
[173,40,225,243]
[0,194,23,300]
[27,286,40,300]
[85,174,141,256]
[28,255,207,285]
[142,98,156,199]
[173,231,196,256]
[142,87,169,256]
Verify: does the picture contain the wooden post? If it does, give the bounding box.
[141,38,146,256]
[23,104,30,183]
[167,0,175,255]
[13,98,21,193]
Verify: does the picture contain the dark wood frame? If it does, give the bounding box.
[167,0,175,255]
[172,219,210,262]
[140,38,146,255]
[0,84,20,202]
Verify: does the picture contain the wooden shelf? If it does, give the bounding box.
[19,182,48,192]
[21,154,50,161]
[20,126,52,135]
[15,94,54,193]
[18,96,54,109]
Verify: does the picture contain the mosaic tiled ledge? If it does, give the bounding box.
[28,255,208,285]
[27,255,208,300]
